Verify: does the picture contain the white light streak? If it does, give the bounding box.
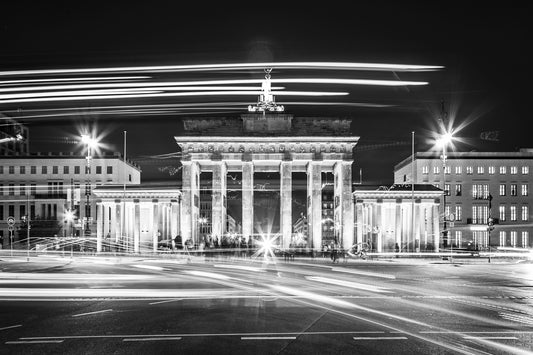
[0,90,347,104]
[0,61,443,77]
[0,78,426,93]
[185,270,231,280]
[213,264,266,272]
[72,309,113,317]
[305,276,394,293]
[0,76,150,85]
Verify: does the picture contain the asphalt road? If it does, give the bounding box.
[0,254,532,354]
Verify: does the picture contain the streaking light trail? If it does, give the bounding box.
[0,61,443,77]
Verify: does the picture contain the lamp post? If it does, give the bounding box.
[437,132,453,255]
[81,134,98,246]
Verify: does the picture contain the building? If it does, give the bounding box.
[353,184,442,252]
[0,152,141,248]
[176,113,358,250]
[394,150,533,249]
[0,113,29,155]
[93,184,180,253]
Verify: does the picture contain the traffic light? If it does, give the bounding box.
[488,217,494,231]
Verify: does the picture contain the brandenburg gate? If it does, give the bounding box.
[175,113,359,250]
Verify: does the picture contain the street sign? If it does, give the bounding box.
[7,216,15,226]
[8,225,14,232]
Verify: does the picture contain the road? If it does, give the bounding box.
[0,253,532,354]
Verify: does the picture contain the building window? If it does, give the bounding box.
[510,166,518,175]
[74,166,80,174]
[522,231,529,248]
[20,166,26,174]
[455,231,462,247]
[19,184,26,196]
[522,206,529,221]
[466,166,473,174]
[510,231,517,247]
[488,166,495,175]
[0,184,3,195]
[8,205,14,217]
[433,166,439,174]
[9,184,15,196]
[96,166,102,174]
[472,205,488,224]
[0,205,2,219]
[0,166,3,174]
[9,166,15,174]
[52,166,58,174]
[64,166,69,174]
[499,205,506,221]
[455,166,462,174]
[455,205,462,221]
[107,166,113,174]
[521,184,528,196]
[500,166,507,174]
[499,184,506,196]
[510,184,517,196]
[31,184,36,196]
[472,184,489,199]
[455,184,462,196]
[444,166,451,174]
[499,231,506,247]
[19,205,25,219]
[522,166,529,175]
[42,166,47,174]
[444,184,450,196]
[422,166,429,174]
[510,205,517,221]
[477,166,484,174]
[31,166,36,174]
[129,174,132,182]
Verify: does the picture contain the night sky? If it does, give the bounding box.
[1,2,530,185]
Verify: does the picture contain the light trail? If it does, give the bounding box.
[0,76,151,85]
[305,276,394,293]
[0,61,443,77]
[0,90,348,104]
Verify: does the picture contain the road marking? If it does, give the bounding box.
[6,340,64,344]
[123,337,182,342]
[72,309,113,317]
[0,324,22,331]
[242,336,296,340]
[214,264,265,272]
[306,276,393,293]
[463,336,518,340]
[353,336,408,340]
[132,264,167,271]
[149,298,182,305]
[331,267,396,279]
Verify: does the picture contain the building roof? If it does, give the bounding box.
[395,149,533,171]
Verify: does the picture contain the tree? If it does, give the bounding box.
[17,217,63,247]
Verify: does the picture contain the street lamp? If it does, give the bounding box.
[436,131,454,253]
[81,134,98,242]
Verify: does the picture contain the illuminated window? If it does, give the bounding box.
[499,205,506,221]
[510,231,517,247]
[466,166,473,174]
[521,184,528,196]
[455,231,462,247]
[444,184,450,196]
[444,166,451,174]
[499,166,507,174]
[477,166,484,174]
[510,205,517,221]
[510,166,517,175]
[522,231,529,248]
[499,184,506,196]
[433,166,439,174]
[422,166,429,174]
[522,166,529,174]
[488,166,495,175]
[455,166,462,174]
[522,206,529,221]
[455,205,462,221]
[499,231,506,247]
[510,184,517,196]
[455,184,462,196]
